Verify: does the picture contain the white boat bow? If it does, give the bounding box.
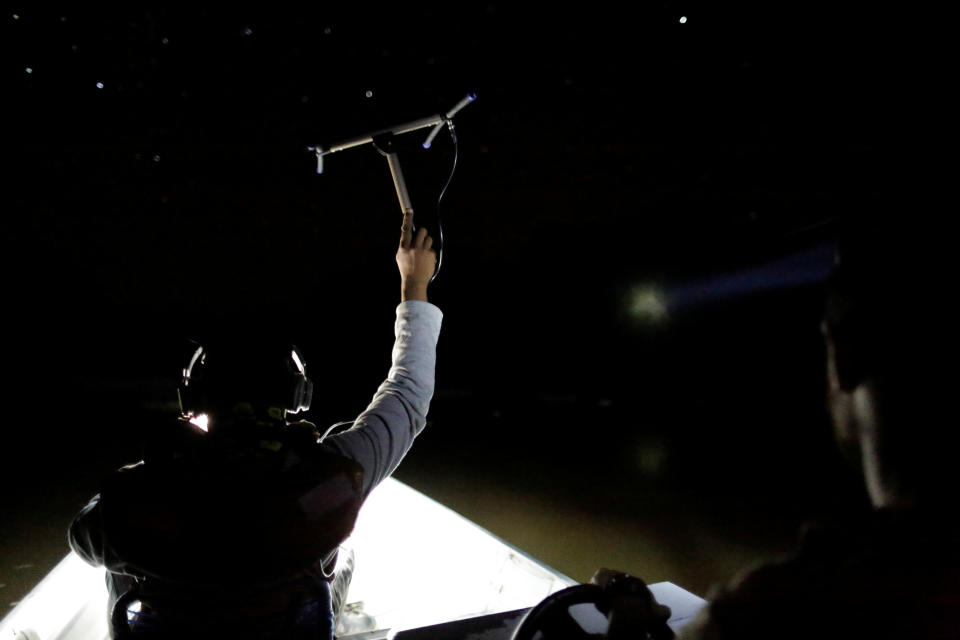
[1,478,706,639]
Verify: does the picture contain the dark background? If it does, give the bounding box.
[1,3,942,610]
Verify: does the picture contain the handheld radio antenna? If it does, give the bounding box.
[308,93,476,281]
[311,93,475,175]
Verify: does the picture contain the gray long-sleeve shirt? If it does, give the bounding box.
[321,300,443,496]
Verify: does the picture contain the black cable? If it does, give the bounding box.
[431,120,459,283]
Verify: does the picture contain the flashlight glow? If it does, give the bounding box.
[628,286,669,324]
[189,414,209,432]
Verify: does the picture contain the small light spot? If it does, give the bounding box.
[679,15,687,23]
[636,437,669,477]
[96,82,104,89]
[153,154,161,162]
[25,67,33,74]
[323,27,332,35]
[365,90,373,98]
[71,44,78,51]
[12,14,19,20]
[161,37,169,45]
[628,286,669,324]
[243,27,253,36]
[301,95,309,103]
[60,16,67,22]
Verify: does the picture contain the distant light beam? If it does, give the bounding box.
[667,241,837,312]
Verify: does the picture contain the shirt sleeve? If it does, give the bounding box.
[321,300,443,496]
[68,494,106,567]
[67,493,136,575]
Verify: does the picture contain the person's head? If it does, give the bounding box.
[822,215,951,508]
[143,338,315,469]
[177,338,314,433]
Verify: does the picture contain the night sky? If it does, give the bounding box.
[1,4,942,602]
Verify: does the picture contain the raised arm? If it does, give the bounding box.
[321,215,442,496]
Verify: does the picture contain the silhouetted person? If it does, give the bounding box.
[596,219,959,638]
[69,216,442,639]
